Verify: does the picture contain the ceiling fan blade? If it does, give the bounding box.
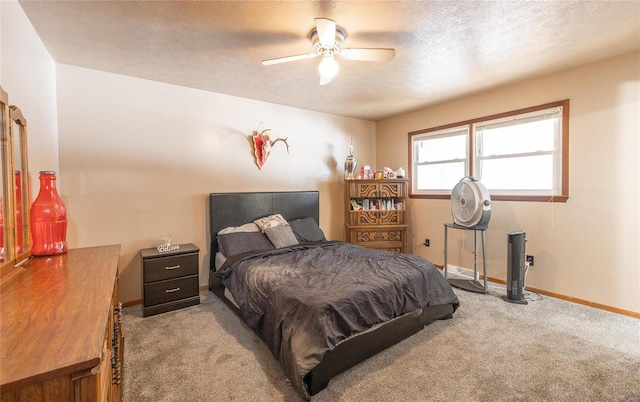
[315,18,336,47]
[319,73,332,86]
[339,48,395,62]
[262,52,318,65]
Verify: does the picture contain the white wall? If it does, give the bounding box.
[6,0,638,312]
[376,51,640,313]
[0,0,59,176]
[55,65,376,303]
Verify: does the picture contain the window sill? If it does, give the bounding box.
[409,193,569,203]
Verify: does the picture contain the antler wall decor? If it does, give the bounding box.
[250,129,290,170]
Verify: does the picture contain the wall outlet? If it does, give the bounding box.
[424,238,430,247]
[526,255,534,266]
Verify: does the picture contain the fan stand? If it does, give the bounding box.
[443,223,488,294]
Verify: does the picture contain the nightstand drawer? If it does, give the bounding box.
[144,275,199,306]
[144,253,198,282]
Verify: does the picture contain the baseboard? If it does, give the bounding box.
[434,264,640,319]
[522,286,640,319]
[122,299,142,308]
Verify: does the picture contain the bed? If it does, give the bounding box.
[208,191,459,400]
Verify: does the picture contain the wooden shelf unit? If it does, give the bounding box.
[344,179,409,253]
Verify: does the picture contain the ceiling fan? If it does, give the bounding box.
[262,18,395,85]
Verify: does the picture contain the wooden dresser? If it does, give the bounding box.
[141,243,200,317]
[344,179,409,253]
[0,245,124,402]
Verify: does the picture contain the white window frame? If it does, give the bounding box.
[411,125,469,196]
[408,100,569,202]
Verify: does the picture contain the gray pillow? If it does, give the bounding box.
[217,232,274,257]
[289,217,326,243]
[264,225,299,248]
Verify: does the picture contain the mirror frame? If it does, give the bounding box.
[0,85,31,282]
[9,104,31,265]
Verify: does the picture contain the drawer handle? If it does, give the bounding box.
[165,264,181,270]
[165,287,181,293]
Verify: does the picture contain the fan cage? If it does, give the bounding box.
[451,178,491,228]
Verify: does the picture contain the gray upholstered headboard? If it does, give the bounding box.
[208,191,320,271]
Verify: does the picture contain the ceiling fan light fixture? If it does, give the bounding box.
[261,17,395,85]
[319,55,339,79]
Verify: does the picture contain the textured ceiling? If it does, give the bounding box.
[18,1,640,121]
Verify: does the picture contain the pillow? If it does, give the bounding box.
[217,232,274,257]
[289,217,326,243]
[253,213,288,231]
[264,225,299,248]
[218,222,260,235]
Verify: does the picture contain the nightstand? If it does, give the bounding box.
[141,243,200,317]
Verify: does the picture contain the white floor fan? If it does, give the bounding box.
[445,177,491,294]
[451,176,491,229]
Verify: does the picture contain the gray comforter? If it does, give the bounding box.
[217,241,459,399]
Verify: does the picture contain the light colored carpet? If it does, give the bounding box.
[122,285,640,402]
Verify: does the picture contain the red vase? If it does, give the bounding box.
[0,194,3,262]
[30,171,68,256]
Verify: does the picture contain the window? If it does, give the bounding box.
[413,126,469,195]
[409,100,569,202]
